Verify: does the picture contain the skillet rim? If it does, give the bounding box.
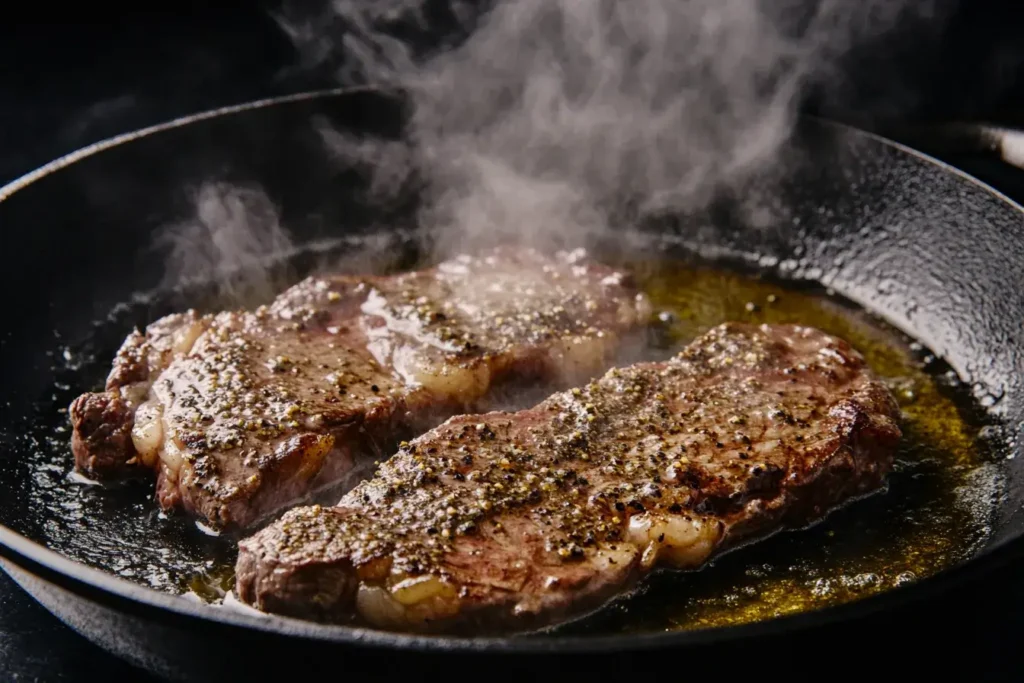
[1,86,1023,652]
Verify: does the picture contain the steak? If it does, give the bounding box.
[69,248,650,531]
[235,322,901,633]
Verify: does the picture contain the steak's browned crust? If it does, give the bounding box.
[235,323,901,633]
[69,248,649,531]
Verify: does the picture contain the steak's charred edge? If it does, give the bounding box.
[718,387,901,550]
[234,541,648,635]
[69,390,138,479]
[69,312,205,479]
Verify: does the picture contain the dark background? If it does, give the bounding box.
[4,1,1024,680]
[4,0,1024,188]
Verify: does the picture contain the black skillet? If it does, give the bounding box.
[1,87,1024,681]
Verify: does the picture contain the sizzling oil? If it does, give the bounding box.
[0,252,999,634]
[553,260,997,634]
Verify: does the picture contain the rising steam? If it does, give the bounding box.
[155,0,948,293]
[279,0,946,256]
[157,181,296,304]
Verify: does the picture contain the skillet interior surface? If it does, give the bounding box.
[1,88,1024,674]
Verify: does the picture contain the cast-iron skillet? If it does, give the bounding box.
[1,88,1024,681]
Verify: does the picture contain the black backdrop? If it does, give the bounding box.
[4,2,1024,681]
[3,0,1024,185]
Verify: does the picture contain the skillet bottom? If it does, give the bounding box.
[6,555,1021,683]
[2,88,1024,674]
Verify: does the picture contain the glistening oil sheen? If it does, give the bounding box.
[0,246,1000,635]
[552,257,1000,634]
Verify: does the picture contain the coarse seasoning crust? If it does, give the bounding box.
[236,322,902,633]
[69,247,649,531]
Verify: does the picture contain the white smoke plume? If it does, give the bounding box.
[157,181,296,304]
[277,0,949,256]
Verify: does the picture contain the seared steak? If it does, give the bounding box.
[69,248,649,531]
[235,323,901,633]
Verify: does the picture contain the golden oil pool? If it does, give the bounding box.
[554,259,1000,634]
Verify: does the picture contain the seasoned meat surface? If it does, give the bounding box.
[235,323,901,633]
[69,248,649,530]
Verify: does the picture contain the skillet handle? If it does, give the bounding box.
[878,122,1024,171]
[867,121,1024,204]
